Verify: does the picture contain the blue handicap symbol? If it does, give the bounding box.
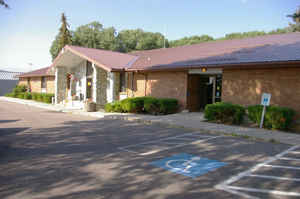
[150,153,226,178]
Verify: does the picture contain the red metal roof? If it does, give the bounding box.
[129,32,300,70]
[52,45,138,71]
[18,66,54,77]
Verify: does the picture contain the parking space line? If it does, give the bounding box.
[215,145,300,199]
[248,174,300,182]
[118,132,205,149]
[289,151,300,154]
[118,132,222,155]
[279,157,300,161]
[138,136,221,156]
[263,164,300,170]
[225,186,300,197]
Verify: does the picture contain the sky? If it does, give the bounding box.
[0,0,298,72]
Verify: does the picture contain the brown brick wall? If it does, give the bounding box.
[18,77,27,86]
[30,77,42,93]
[18,76,55,94]
[127,71,188,108]
[222,67,300,116]
[46,76,55,94]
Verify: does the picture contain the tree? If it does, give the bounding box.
[287,7,300,32]
[73,21,103,48]
[50,13,73,60]
[0,0,9,8]
[118,29,167,52]
[169,35,214,47]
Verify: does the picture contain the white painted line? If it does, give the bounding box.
[119,132,204,149]
[248,174,300,182]
[117,147,140,154]
[263,164,300,170]
[225,185,300,197]
[139,136,221,156]
[215,185,258,199]
[118,135,221,155]
[279,157,300,161]
[215,145,300,198]
[288,151,300,154]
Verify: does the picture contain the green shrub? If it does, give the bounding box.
[204,102,246,125]
[23,92,32,100]
[144,97,160,114]
[105,97,178,115]
[36,93,43,102]
[16,92,25,99]
[105,103,114,112]
[120,97,145,113]
[42,94,54,104]
[158,98,178,114]
[247,105,295,130]
[31,93,38,100]
[13,85,27,94]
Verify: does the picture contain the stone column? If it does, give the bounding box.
[55,68,58,104]
[106,72,115,103]
[92,63,97,103]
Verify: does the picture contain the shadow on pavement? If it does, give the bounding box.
[0,118,293,199]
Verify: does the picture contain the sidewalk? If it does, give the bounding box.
[1,96,300,145]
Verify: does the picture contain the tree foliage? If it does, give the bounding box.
[50,6,299,59]
[0,0,9,8]
[118,29,167,52]
[287,7,300,32]
[169,35,214,47]
[50,13,72,60]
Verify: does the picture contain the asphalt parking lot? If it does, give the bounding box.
[0,101,299,199]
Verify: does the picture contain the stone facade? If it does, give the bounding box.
[96,66,108,107]
[222,67,300,116]
[55,67,67,103]
[113,72,120,101]
[55,61,118,109]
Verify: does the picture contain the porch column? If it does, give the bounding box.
[106,72,115,103]
[92,63,97,103]
[55,68,58,104]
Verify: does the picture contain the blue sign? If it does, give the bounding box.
[150,153,226,178]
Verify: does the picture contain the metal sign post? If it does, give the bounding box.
[260,93,271,128]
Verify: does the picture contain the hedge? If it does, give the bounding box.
[204,102,246,125]
[5,85,54,104]
[105,97,178,115]
[248,105,295,130]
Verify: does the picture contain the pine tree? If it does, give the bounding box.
[0,0,9,8]
[287,7,300,32]
[58,13,72,52]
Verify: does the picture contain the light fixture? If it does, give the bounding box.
[201,68,207,72]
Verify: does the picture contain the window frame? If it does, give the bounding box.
[41,76,46,89]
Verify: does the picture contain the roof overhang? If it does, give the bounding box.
[51,46,119,72]
[125,60,300,72]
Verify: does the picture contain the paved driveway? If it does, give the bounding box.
[0,101,299,199]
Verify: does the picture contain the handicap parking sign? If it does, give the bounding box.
[150,153,226,178]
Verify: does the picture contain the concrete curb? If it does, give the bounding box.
[1,96,300,145]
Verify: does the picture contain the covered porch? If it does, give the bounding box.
[51,46,122,110]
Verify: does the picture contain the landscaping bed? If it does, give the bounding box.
[204,102,296,131]
[5,85,54,104]
[105,97,178,115]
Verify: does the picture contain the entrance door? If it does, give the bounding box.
[187,75,216,112]
[86,78,93,100]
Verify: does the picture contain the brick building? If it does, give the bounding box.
[49,32,300,118]
[18,66,55,94]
